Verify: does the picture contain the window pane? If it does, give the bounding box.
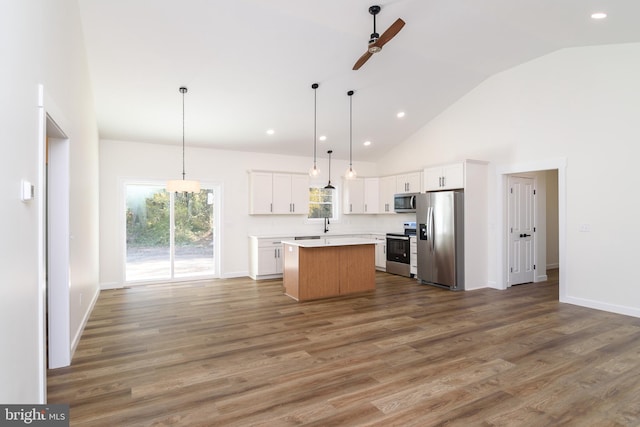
[308,187,334,219]
[174,189,215,277]
[126,185,170,281]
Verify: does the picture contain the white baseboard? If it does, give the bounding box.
[547,263,559,269]
[222,271,249,279]
[100,281,122,290]
[535,274,548,282]
[561,295,640,319]
[70,286,100,360]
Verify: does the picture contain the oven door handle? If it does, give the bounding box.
[388,235,410,241]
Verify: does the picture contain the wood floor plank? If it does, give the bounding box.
[47,270,640,425]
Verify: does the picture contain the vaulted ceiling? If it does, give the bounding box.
[78,0,640,161]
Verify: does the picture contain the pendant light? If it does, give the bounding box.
[324,149,335,189]
[345,90,357,179]
[167,87,201,193]
[309,83,321,177]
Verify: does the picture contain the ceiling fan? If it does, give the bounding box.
[353,5,405,70]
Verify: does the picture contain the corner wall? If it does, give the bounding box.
[377,43,640,317]
[0,0,99,402]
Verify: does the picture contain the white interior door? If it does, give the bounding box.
[508,176,535,286]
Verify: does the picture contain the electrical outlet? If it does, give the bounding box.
[578,223,591,232]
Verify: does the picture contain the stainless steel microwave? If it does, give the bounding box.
[394,193,419,213]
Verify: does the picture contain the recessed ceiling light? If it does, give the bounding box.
[397,111,406,118]
[363,141,371,146]
[591,12,607,20]
[266,129,275,135]
[319,135,327,141]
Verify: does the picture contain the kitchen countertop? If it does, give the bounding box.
[280,237,381,248]
[249,232,387,239]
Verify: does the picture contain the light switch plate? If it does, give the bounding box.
[21,180,34,201]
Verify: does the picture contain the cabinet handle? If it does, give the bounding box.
[350,204,353,213]
[270,203,273,212]
[365,204,367,213]
[442,176,446,187]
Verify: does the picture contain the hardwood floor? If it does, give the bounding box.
[48,271,640,426]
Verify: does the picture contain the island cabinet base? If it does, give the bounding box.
[283,243,375,301]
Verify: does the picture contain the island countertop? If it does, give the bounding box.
[280,237,380,248]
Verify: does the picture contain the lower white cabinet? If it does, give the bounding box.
[410,236,417,277]
[373,234,387,270]
[249,237,291,279]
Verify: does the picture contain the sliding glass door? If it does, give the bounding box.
[125,184,216,282]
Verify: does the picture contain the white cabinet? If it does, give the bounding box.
[249,172,274,214]
[343,177,379,214]
[373,235,387,270]
[249,237,289,279]
[424,163,464,191]
[249,171,309,214]
[396,172,422,194]
[379,175,396,214]
[343,178,365,214]
[364,178,379,214]
[410,236,417,277]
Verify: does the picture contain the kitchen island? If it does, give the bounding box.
[281,237,378,301]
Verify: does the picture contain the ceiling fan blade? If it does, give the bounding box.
[353,50,373,70]
[375,18,405,49]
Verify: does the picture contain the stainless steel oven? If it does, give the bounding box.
[386,222,416,277]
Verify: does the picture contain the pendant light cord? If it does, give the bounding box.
[349,94,352,169]
[179,86,188,181]
[314,87,317,168]
[312,83,319,170]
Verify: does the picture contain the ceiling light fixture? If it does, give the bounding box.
[345,90,357,179]
[166,87,200,194]
[266,129,275,135]
[319,135,327,141]
[364,140,372,146]
[397,111,406,118]
[325,149,335,189]
[591,12,607,19]
[309,83,321,177]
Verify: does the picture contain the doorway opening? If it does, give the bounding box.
[46,114,71,370]
[497,158,565,301]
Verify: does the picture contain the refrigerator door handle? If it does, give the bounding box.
[429,206,435,251]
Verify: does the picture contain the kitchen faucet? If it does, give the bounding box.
[324,217,330,233]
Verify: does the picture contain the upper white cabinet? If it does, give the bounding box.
[424,163,464,191]
[343,177,379,214]
[396,172,422,194]
[343,178,365,214]
[379,175,396,213]
[249,172,274,214]
[364,178,379,214]
[249,171,309,214]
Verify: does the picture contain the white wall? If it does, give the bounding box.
[546,170,559,268]
[0,0,99,402]
[99,140,400,288]
[378,43,640,317]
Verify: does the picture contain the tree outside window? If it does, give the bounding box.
[308,187,335,219]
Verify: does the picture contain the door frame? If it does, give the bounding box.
[496,158,566,302]
[121,180,223,285]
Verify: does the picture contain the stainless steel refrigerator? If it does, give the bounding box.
[416,191,465,290]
